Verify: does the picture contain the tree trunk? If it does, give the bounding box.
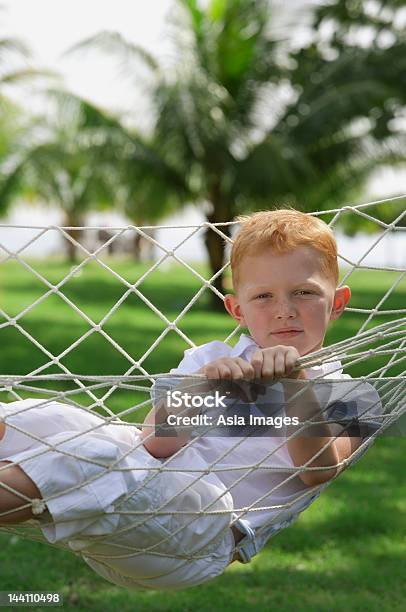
[64,211,82,264]
[133,231,142,261]
[204,185,232,311]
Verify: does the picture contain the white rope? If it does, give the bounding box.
[0,195,405,573]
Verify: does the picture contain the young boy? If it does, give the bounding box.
[0,209,381,590]
[141,208,381,566]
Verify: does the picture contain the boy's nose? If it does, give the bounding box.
[274,300,296,318]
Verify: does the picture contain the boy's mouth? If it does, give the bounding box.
[271,329,303,338]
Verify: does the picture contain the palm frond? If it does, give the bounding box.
[65,30,160,73]
[0,37,31,58]
[0,67,59,86]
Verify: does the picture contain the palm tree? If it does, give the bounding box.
[0,88,189,261]
[69,0,406,306]
[0,30,30,94]
[0,93,126,261]
[0,21,34,213]
[69,0,282,301]
[0,13,59,221]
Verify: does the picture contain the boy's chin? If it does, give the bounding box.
[255,333,324,355]
[301,340,324,356]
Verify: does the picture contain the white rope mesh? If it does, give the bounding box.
[0,196,405,583]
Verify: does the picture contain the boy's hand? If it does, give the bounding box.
[198,357,262,402]
[198,357,255,380]
[251,346,306,380]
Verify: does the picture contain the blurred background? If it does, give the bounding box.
[0,0,405,269]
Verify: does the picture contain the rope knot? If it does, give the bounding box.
[31,499,46,515]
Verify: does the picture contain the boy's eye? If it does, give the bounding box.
[255,293,271,299]
[254,290,316,299]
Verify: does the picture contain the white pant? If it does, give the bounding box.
[0,399,235,590]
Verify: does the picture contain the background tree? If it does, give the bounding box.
[0,17,37,215]
[0,93,126,261]
[70,0,405,307]
[0,10,60,229]
[0,87,191,261]
[70,0,284,302]
[300,0,406,234]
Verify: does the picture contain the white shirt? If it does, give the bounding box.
[152,334,381,535]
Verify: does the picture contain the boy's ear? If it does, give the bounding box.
[224,293,246,326]
[330,285,351,321]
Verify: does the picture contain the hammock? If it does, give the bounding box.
[0,196,405,584]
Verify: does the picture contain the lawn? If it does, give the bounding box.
[0,257,405,611]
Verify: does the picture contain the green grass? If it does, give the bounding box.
[0,258,405,611]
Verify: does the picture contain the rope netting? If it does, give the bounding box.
[0,196,405,572]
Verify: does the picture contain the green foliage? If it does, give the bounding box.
[0,18,59,216]
[1,92,120,216]
[0,97,23,159]
[73,0,405,233]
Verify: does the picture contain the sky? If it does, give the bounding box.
[2,0,175,122]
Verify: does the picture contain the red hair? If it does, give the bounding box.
[231,209,339,290]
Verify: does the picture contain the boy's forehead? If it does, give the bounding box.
[237,246,330,287]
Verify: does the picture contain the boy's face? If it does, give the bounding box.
[224,245,350,356]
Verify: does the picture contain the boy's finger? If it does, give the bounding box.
[251,350,264,378]
[236,359,255,380]
[274,352,286,377]
[218,364,232,380]
[223,362,254,401]
[204,364,221,380]
[285,354,297,374]
[261,352,275,380]
[236,361,258,400]
[226,360,245,380]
